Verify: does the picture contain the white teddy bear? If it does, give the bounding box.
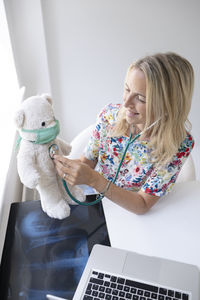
[15,94,86,219]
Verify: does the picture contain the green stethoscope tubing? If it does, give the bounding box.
[62,131,141,206]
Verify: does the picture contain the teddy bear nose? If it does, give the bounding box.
[41,122,46,127]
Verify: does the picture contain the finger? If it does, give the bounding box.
[54,159,64,171]
[62,172,75,186]
[56,165,64,178]
[54,160,68,178]
[54,156,80,184]
[54,155,68,163]
[63,172,67,180]
[54,157,69,173]
[54,155,75,168]
[65,178,74,186]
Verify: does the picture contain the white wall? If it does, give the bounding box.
[4,0,51,98]
[5,0,200,177]
[41,0,200,141]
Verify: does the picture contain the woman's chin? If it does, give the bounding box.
[125,116,137,125]
[125,118,145,131]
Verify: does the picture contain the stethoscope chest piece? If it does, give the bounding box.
[49,144,59,159]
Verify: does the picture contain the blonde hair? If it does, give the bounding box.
[112,52,194,165]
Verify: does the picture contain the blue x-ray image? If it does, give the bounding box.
[0,197,110,300]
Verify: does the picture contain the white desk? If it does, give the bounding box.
[103,181,200,269]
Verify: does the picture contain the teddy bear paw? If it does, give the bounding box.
[41,199,71,219]
[66,186,86,205]
[24,173,40,189]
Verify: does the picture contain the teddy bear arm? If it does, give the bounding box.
[57,138,72,156]
[17,151,40,188]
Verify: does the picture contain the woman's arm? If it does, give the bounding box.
[80,155,97,169]
[54,155,159,214]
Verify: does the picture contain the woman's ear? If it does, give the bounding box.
[41,93,53,105]
[14,109,25,129]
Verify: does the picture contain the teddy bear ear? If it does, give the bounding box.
[14,109,25,128]
[41,93,53,105]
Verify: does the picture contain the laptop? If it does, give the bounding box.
[73,244,200,300]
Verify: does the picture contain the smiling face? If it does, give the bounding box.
[123,68,146,132]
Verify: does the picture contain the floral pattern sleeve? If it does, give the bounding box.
[84,125,100,161]
[84,104,119,161]
[141,134,195,197]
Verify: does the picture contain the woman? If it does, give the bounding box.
[55,52,194,214]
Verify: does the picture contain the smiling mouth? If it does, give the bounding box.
[126,111,139,117]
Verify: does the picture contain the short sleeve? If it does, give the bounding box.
[141,134,194,197]
[84,103,120,161]
[84,124,101,161]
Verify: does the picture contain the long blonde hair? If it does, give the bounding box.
[112,52,194,165]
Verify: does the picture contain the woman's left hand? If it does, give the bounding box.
[54,155,94,186]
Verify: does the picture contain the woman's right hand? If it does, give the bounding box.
[54,155,96,187]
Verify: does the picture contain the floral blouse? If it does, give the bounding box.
[84,104,194,197]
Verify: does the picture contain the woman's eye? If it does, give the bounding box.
[41,122,46,127]
[137,95,146,103]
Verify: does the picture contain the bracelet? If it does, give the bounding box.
[99,180,112,197]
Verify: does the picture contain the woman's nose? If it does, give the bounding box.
[124,93,135,107]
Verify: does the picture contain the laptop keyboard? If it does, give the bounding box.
[82,270,190,300]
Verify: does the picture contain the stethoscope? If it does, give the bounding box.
[49,120,159,206]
